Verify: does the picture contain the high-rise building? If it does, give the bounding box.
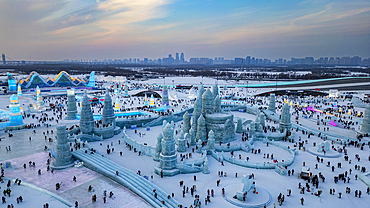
[304,57,314,65]
[318,57,324,64]
[329,57,335,64]
[2,53,5,65]
[235,58,244,64]
[324,57,328,64]
[175,53,179,64]
[180,53,185,63]
[278,58,283,65]
[354,56,362,65]
[290,58,299,64]
[335,57,340,64]
[246,56,251,64]
[168,54,174,65]
[251,57,255,64]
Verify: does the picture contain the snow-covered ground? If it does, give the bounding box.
[0,76,369,208]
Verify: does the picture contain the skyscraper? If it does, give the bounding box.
[180,53,185,63]
[251,57,255,64]
[175,53,179,64]
[2,54,5,65]
[246,56,251,64]
[168,54,174,65]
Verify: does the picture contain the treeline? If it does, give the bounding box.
[1,64,369,81]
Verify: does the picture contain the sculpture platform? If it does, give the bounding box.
[223,183,272,208]
[306,146,342,158]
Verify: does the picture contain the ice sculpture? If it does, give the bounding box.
[102,90,115,126]
[279,103,291,130]
[52,125,74,169]
[65,89,77,120]
[268,93,276,112]
[236,174,255,201]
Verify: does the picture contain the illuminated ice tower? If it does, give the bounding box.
[65,89,77,120]
[150,94,155,107]
[37,91,44,110]
[144,93,148,106]
[51,125,74,169]
[86,71,95,87]
[36,85,40,96]
[17,84,22,96]
[124,85,129,97]
[115,97,120,112]
[7,72,16,92]
[8,94,26,129]
[35,86,41,109]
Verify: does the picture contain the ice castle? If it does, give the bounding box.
[190,83,235,143]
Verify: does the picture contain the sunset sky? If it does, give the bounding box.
[1,0,369,61]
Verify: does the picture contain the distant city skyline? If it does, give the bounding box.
[1,0,369,60]
[3,52,369,66]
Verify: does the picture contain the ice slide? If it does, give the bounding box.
[72,149,180,208]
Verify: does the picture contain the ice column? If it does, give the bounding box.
[208,130,215,150]
[52,125,74,168]
[268,93,276,112]
[66,89,77,120]
[80,91,94,135]
[214,95,222,113]
[182,111,191,134]
[202,89,214,115]
[236,118,243,133]
[102,90,115,126]
[162,85,169,106]
[361,105,370,134]
[279,103,292,130]
[159,123,177,170]
[196,115,207,142]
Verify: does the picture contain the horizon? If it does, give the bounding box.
[1,0,370,61]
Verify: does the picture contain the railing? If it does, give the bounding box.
[358,172,370,187]
[4,177,73,207]
[122,128,156,157]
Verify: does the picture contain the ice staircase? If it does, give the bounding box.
[71,149,180,208]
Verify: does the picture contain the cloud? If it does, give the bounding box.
[192,1,370,46]
[0,0,369,60]
[289,8,327,27]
